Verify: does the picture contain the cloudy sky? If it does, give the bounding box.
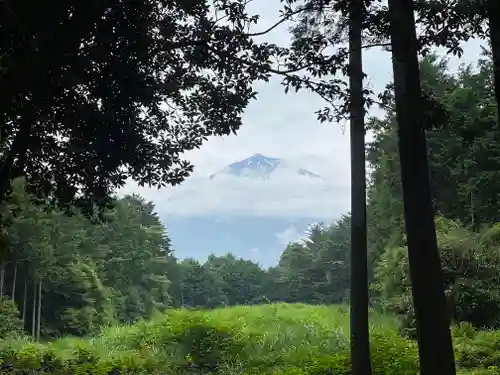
[122,0,485,219]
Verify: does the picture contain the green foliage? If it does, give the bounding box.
[452,324,500,372]
[268,219,351,305]
[0,304,419,374]
[367,51,500,256]
[0,183,176,339]
[1,33,500,374]
[204,253,268,306]
[0,297,23,339]
[168,218,352,311]
[3,303,500,374]
[364,50,500,340]
[0,181,351,341]
[0,0,278,213]
[172,320,243,373]
[373,217,500,335]
[369,333,419,375]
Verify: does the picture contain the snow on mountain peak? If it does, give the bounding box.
[209,153,323,180]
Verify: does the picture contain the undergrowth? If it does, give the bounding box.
[0,303,499,374]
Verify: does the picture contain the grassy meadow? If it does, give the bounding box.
[0,303,499,374]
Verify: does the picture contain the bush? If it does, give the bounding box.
[0,297,23,339]
[170,317,244,373]
[370,333,419,374]
[0,303,498,374]
[0,304,409,374]
[373,218,500,335]
[454,329,500,369]
[0,342,162,374]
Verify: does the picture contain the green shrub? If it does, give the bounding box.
[0,297,23,339]
[454,322,478,340]
[454,329,500,369]
[240,332,419,375]
[373,218,500,335]
[236,326,418,375]
[370,333,419,374]
[1,303,499,375]
[170,315,244,373]
[260,352,352,375]
[459,368,500,375]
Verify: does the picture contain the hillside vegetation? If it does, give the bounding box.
[1,303,499,374]
[3,1,500,374]
[1,17,500,375]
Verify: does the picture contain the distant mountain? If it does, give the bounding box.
[209,153,323,180]
[129,153,344,266]
[297,168,322,179]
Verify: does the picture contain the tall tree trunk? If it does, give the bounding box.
[487,0,500,126]
[12,263,17,301]
[22,275,27,327]
[0,263,5,298]
[387,1,456,375]
[470,189,478,232]
[348,0,372,375]
[36,279,42,342]
[31,277,36,339]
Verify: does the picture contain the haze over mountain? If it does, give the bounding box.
[121,153,347,266]
[210,153,324,180]
[116,3,483,267]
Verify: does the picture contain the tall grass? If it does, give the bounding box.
[0,303,498,374]
[84,304,394,364]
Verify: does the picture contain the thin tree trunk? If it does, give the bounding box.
[487,0,500,126]
[387,0,456,374]
[348,0,372,374]
[12,263,17,301]
[470,190,477,232]
[31,278,36,339]
[36,279,42,342]
[0,263,5,298]
[22,275,27,327]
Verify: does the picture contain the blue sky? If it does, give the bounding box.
[121,0,485,221]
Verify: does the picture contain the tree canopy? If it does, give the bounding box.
[0,0,275,213]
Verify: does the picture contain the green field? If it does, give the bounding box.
[0,303,499,374]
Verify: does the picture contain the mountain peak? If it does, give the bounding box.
[250,153,276,160]
[209,153,324,180]
[234,153,280,167]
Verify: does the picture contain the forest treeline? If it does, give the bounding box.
[1,50,499,341]
[0,179,174,339]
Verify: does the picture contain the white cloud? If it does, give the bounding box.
[275,225,306,246]
[121,0,486,219]
[120,163,350,217]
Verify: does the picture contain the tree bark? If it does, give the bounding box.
[12,263,17,301]
[36,279,42,342]
[22,275,27,327]
[0,263,4,298]
[387,0,456,374]
[487,0,500,126]
[31,278,36,339]
[348,1,372,374]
